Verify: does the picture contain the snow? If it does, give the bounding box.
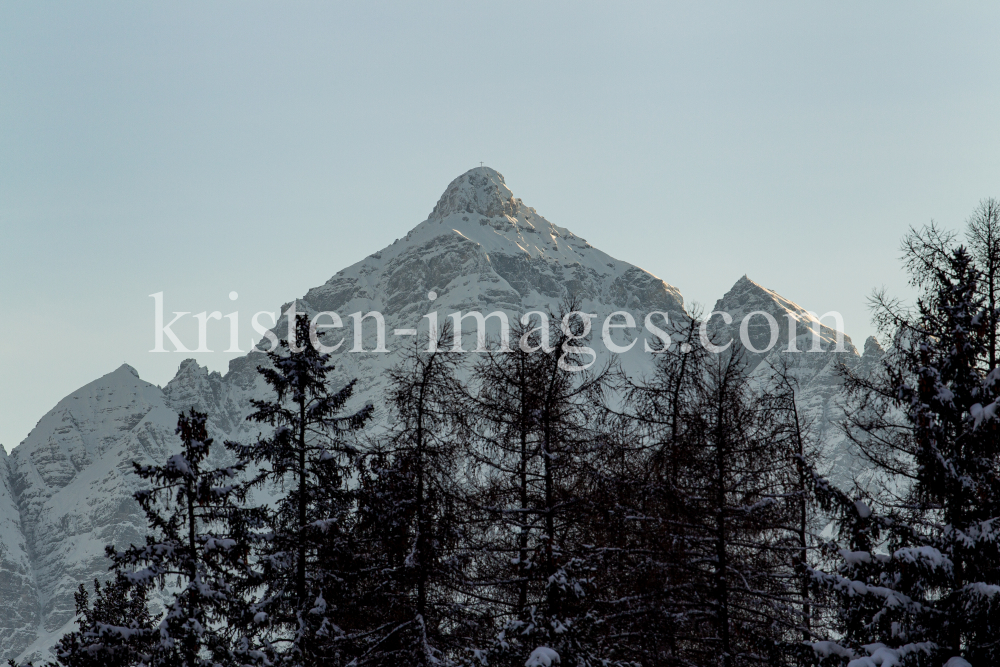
[3,364,183,663]
[810,641,853,659]
[892,546,952,572]
[0,447,39,656]
[965,582,1000,597]
[839,549,872,566]
[855,500,872,519]
[970,400,999,428]
[845,642,934,667]
[719,274,864,489]
[165,454,192,475]
[525,646,560,666]
[203,537,237,552]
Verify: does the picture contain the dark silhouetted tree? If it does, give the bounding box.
[346,330,471,666]
[234,312,372,666]
[813,234,1000,665]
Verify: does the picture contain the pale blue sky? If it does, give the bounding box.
[2,2,999,452]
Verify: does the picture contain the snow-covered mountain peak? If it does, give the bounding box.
[428,166,521,221]
[19,364,167,460]
[398,166,595,264]
[3,361,183,664]
[863,335,883,357]
[297,167,685,338]
[715,275,852,342]
[113,363,140,379]
[717,275,810,319]
[708,275,859,378]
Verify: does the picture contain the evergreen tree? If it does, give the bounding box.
[46,408,253,667]
[813,239,1000,665]
[43,575,157,667]
[234,312,372,666]
[109,408,253,667]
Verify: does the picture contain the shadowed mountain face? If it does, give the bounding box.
[0,167,868,663]
[706,275,883,476]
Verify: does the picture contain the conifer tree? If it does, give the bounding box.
[463,310,622,667]
[673,356,808,665]
[603,317,708,666]
[109,408,252,667]
[46,409,253,667]
[347,332,469,666]
[612,321,816,666]
[43,575,156,667]
[689,355,808,666]
[812,241,1000,666]
[234,312,372,666]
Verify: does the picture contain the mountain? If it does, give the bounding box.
[2,365,181,660]
[0,167,867,663]
[0,447,37,655]
[707,275,883,478]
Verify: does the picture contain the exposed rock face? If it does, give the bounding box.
[3,365,180,662]
[706,276,869,485]
[0,167,871,663]
[271,167,690,416]
[295,167,685,334]
[0,447,38,656]
[709,275,858,367]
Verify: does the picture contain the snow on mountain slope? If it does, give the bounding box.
[1,167,871,663]
[284,167,686,375]
[0,447,39,657]
[707,275,882,484]
[251,167,692,426]
[3,365,179,662]
[162,355,272,445]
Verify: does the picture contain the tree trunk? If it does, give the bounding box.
[297,393,308,604]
